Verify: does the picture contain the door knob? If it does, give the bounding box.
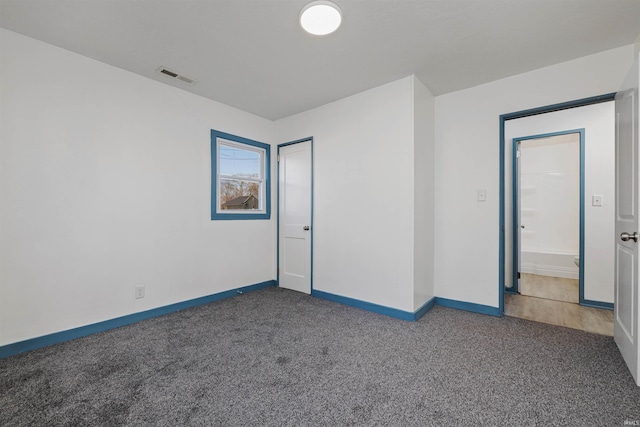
[303,226,310,231]
[620,232,639,242]
[521,225,525,229]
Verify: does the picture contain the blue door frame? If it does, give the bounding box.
[511,129,585,303]
[498,93,616,315]
[276,137,314,291]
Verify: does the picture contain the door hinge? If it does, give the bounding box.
[517,272,521,279]
[277,155,280,162]
[516,150,521,158]
[277,267,280,276]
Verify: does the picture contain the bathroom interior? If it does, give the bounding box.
[518,133,581,304]
[503,106,616,335]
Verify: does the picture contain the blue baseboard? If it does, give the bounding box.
[435,297,502,317]
[2,283,503,358]
[0,280,276,359]
[312,290,501,321]
[415,298,436,320]
[581,299,614,311]
[312,290,435,322]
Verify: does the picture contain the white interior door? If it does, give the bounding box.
[278,140,312,294]
[614,52,640,386]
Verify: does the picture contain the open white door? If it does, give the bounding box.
[614,51,640,386]
[278,140,312,294]
[514,140,522,293]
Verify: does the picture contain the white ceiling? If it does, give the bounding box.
[2,0,640,120]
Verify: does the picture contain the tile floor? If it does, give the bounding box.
[504,273,613,336]
[520,273,579,303]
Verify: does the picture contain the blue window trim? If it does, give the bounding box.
[211,129,271,220]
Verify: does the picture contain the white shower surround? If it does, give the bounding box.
[519,135,580,280]
[521,250,579,279]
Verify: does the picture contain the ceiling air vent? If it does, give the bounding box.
[156,67,196,85]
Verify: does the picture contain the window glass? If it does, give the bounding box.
[211,130,270,220]
[219,143,260,178]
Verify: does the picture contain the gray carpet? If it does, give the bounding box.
[1,287,639,426]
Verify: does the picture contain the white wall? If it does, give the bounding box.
[413,77,435,310]
[434,45,633,308]
[505,102,615,303]
[520,135,580,254]
[1,29,632,348]
[275,76,432,312]
[0,29,276,346]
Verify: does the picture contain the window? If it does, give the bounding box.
[211,130,270,220]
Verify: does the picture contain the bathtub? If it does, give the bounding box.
[520,249,579,280]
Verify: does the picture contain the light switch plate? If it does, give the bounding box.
[477,190,487,202]
[592,195,603,207]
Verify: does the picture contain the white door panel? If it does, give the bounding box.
[614,52,639,386]
[617,244,635,339]
[278,141,312,294]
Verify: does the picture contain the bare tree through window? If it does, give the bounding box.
[217,139,263,211]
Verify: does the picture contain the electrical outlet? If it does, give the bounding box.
[135,285,145,299]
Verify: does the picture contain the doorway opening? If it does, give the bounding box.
[499,94,616,334]
[512,130,583,306]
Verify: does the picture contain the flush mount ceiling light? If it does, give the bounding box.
[300,1,342,36]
